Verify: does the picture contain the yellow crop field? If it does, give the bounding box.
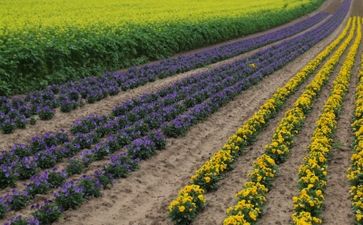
[0,0,315,30]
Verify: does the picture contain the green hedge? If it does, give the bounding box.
[0,0,324,95]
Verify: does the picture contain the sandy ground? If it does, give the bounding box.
[351,0,363,15]
[0,0,333,150]
[53,1,348,223]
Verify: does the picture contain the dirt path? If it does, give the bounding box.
[324,0,344,14]
[0,0,336,150]
[54,10,347,224]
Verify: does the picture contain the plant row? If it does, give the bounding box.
[0,12,331,134]
[167,12,354,225]
[0,15,339,221]
[222,18,358,225]
[347,23,363,225]
[0,0,326,96]
[291,17,361,225]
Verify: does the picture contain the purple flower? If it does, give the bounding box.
[127,136,156,160]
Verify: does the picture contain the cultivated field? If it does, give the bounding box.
[0,0,363,225]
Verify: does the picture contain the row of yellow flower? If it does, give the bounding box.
[347,18,363,225]
[223,18,357,225]
[168,17,354,225]
[292,17,362,225]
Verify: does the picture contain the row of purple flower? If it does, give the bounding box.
[0,12,329,134]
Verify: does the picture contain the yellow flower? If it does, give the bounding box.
[249,211,257,221]
[356,212,363,221]
[198,194,205,202]
[178,205,185,213]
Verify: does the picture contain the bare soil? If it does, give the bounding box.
[351,0,363,16]
[324,0,344,14]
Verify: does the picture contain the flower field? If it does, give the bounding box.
[0,0,363,224]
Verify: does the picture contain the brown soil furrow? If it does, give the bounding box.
[51,10,345,224]
[0,3,332,150]
[0,0,345,224]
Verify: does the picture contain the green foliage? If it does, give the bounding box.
[0,0,324,95]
